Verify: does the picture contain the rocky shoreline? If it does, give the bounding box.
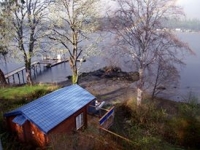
[79,66,139,82]
[64,66,139,105]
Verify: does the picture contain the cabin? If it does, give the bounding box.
[4,84,96,147]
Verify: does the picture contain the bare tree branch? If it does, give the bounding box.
[110,0,193,105]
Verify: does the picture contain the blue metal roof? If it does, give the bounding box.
[4,84,95,134]
[13,115,27,125]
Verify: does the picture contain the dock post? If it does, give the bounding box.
[39,63,41,71]
[6,77,10,84]
[35,64,38,74]
[33,65,36,78]
[22,70,25,84]
[12,74,15,84]
[17,73,20,84]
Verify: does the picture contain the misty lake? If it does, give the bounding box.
[161,32,200,102]
[1,32,200,102]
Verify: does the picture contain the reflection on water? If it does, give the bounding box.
[33,62,73,83]
[176,32,200,101]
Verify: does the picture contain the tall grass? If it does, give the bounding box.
[166,98,200,149]
[111,95,200,150]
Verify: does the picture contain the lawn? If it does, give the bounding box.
[0,84,58,100]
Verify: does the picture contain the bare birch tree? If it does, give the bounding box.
[111,0,192,105]
[0,0,15,86]
[48,0,100,84]
[0,14,8,86]
[5,0,51,85]
[150,58,180,99]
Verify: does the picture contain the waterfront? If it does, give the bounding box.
[1,32,200,101]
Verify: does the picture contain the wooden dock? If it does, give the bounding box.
[5,61,40,84]
[4,58,84,85]
[39,59,68,68]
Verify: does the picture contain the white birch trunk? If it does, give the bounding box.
[137,88,142,106]
[137,68,144,106]
[26,69,32,85]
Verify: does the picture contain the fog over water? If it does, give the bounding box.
[176,0,200,19]
[158,32,200,102]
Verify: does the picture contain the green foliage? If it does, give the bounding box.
[131,101,167,126]
[111,101,173,149]
[111,97,200,150]
[166,98,200,149]
[0,0,15,58]
[132,136,184,150]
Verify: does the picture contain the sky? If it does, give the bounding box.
[176,0,200,19]
[101,0,200,20]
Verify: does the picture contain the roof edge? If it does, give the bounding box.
[3,111,22,117]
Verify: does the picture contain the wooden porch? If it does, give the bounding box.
[87,106,115,133]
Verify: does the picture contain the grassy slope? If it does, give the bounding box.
[110,98,200,150]
[0,84,58,100]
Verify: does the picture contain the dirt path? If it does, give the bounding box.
[79,76,136,105]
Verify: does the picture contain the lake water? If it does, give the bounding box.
[148,32,200,102]
[1,32,200,102]
[170,32,200,102]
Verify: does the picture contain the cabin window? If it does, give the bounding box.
[76,113,84,130]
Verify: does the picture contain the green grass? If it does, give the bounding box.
[0,84,58,100]
[0,84,59,116]
[0,84,59,118]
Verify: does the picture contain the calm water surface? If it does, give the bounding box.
[1,32,200,102]
[158,32,200,102]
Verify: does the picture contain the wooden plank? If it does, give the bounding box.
[99,127,134,144]
[5,66,25,78]
[50,60,68,67]
[99,107,115,125]
[4,61,39,78]
[7,77,10,84]
[39,60,53,64]
[12,75,15,84]
[17,73,20,84]
[22,70,25,83]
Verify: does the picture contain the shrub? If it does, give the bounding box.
[166,99,200,149]
[129,99,167,132]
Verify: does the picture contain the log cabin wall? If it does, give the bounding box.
[6,117,47,147]
[48,105,88,134]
